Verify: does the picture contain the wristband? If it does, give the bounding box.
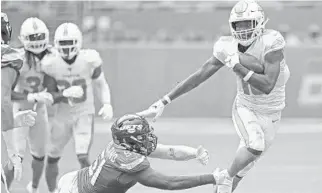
[243,71,254,82]
[163,95,172,104]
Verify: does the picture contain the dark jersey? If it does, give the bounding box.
[77,142,150,193]
[1,44,23,131]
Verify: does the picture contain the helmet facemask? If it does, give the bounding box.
[230,19,263,46]
[20,32,48,54]
[55,39,80,60]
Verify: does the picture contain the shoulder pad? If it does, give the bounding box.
[82,49,102,68]
[263,30,285,55]
[115,151,150,173]
[1,46,23,70]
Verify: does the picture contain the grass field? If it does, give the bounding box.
[9,118,322,193]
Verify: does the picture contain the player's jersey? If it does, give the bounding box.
[213,29,290,114]
[1,45,23,131]
[14,48,53,110]
[42,49,102,116]
[77,141,150,193]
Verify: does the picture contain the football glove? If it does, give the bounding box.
[98,104,113,120]
[14,110,37,127]
[196,145,209,165]
[137,100,165,122]
[216,49,240,70]
[27,89,54,105]
[62,85,84,98]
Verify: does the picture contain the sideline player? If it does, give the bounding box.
[41,22,113,193]
[11,17,54,193]
[1,12,38,193]
[57,114,214,193]
[139,1,290,193]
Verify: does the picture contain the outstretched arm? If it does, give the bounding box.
[134,167,215,190]
[138,56,224,118]
[164,56,223,104]
[148,144,209,164]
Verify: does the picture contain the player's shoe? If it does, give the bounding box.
[213,168,233,193]
[26,182,39,193]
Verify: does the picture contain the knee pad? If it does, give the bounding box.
[47,156,60,164]
[77,154,90,168]
[247,147,263,156]
[32,155,45,162]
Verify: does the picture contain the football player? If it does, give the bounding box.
[10,17,55,193]
[41,22,113,193]
[139,1,290,193]
[1,12,38,193]
[57,114,215,193]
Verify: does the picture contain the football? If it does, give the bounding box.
[239,53,265,74]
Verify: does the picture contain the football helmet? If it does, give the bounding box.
[229,0,268,46]
[19,17,49,54]
[111,114,158,156]
[1,12,12,45]
[54,23,82,60]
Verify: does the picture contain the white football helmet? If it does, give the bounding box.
[229,0,268,46]
[19,17,49,54]
[54,23,82,60]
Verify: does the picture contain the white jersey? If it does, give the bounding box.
[14,48,49,110]
[213,29,290,114]
[42,49,102,116]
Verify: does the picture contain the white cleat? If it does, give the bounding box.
[213,168,233,193]
[26,182,39,193]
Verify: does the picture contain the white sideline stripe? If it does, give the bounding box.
[94,118,322,134]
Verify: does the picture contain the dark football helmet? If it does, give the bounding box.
[1,12,12,45]
[111,114,157,156]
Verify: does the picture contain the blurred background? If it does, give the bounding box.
[2,0,322,118]
[2,1,321,193]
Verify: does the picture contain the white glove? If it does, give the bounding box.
[224,51,239,69]
[98,104,113,120]
[216,49,240,70]
[9,154,23,181]
[62,86,84,98]
[14,110,37,127]
[137,99,165,122]
[27,89,54,105]
[196,145,209,165]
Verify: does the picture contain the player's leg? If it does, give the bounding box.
[26,104,49,193]
[214,104,265,193]
[231,112,281,192]
[72,114,94,168]
[46,117,72,193]
[1,134,14,190]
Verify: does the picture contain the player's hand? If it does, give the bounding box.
[27,89,54,105]
[98,104,113,120]
[10,154,23,181]
[62,86,84,98]
[14,110,37,127]
[195,145,209,165]
[138,99,165,122]
[217,49,240,70]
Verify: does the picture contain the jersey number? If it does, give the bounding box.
[24,76,41,94]
[89,150,106,186]
[56,79,87,103]
[241,81,263,95]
